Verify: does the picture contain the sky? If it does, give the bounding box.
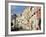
[11,5,26,15]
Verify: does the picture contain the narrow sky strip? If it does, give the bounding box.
[11,5,26,15]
